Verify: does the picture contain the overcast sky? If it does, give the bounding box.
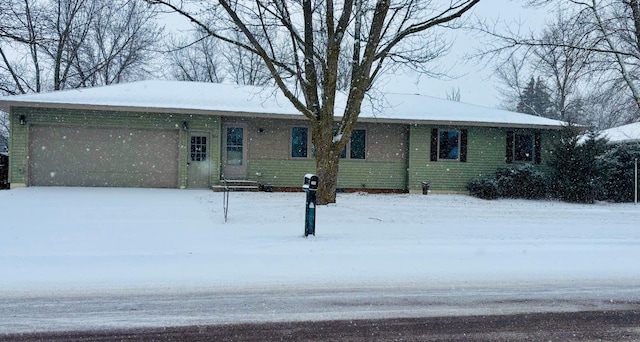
[379,0,547,108]
[161,1,546,109]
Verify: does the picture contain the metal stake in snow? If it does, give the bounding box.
[303,174,318,236]
[635,158,638,205]
[222,178,230,222]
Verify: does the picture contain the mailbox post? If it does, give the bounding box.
[303,174,318,237]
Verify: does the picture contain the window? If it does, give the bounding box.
[350,129,366,159]
[514,133,534,162]
[430,128,467,162]
[439,130,460,160]
[190,136,207,161]
[340,129,367,160]
[506,131,541,164]
[291,127,309,158]
[226,127,243,165]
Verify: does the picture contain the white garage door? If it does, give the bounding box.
[29,125,179,188]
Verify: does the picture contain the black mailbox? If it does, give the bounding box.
[303,174,319,191]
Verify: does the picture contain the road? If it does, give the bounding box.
[1,281,639,340]
[2,311,639,341]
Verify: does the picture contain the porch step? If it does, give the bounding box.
[212,180,261,192]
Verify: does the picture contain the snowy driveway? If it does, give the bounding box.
[1,188,639,333]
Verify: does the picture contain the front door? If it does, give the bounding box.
[222,124,247,179]
[187,133,211,188]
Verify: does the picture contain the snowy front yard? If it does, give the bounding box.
[1,187,639,295]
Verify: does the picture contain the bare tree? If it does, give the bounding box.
[480,0,640,126]
[168,34,226,83]
[147,0,480,204]
[168,24,276,85]
[0,0,163,95]
[72,0,163,87]
[446,86,461,102]
[531,11,594,121]
[0,0,46,94]
[223,28,273,86]
[582,87,637,129]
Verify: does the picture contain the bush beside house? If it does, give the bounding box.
[600,144,640,202]
[547,129,608,203]
[468,125,640,203]
[467,164,548,200]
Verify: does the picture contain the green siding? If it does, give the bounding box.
[10,106,560,193]
[9,107,221,188]
[409,125,558,193]
[246,160,407,190]
[247,160,315,187]
[8,112,28,186]
[336,161,407,189]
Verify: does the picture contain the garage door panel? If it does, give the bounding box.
[30,126,179,188]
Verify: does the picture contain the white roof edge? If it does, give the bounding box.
[0,80,567,128]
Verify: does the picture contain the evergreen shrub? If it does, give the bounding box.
[466,178,499,200]
[467,164,549,200]
[600,144,640,202]
[548,128,608,203]
[495,164,548,199]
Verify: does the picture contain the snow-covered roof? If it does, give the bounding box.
[0,80,565,129]
[597,122,640,144]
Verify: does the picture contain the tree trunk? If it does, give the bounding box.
[312,118,343,205]
[315,146,341,205]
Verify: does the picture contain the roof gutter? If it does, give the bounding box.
[0,101,566,130]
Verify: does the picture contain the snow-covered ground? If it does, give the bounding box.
[1,187,638,294]
[2,188,640,333]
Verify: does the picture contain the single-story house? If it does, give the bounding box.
[0,80,565,193]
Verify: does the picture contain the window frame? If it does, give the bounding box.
[513,132,534,162]
[291,126,312,159]
[506,130,542,164]
[340,129,367,160]
[430,128,467,163]
[225,127,244,166]
[190,135,208,162]
[437,129,461,161]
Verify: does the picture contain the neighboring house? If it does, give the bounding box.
[597,122,640,145]
[0,80,565,193]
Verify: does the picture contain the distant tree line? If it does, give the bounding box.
[0,0,164,147]
[480,0,640,130]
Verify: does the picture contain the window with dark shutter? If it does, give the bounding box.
[430,129,438,162]
[506,130,540,164]
[460,129,468,162]
[431,128,466,162]
[506,131,514,164]
[534,132,542,164]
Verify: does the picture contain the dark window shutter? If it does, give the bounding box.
[534,132,542,164]
[506,131,514,164]
[430,128,438,162]
[460,129,468,162]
